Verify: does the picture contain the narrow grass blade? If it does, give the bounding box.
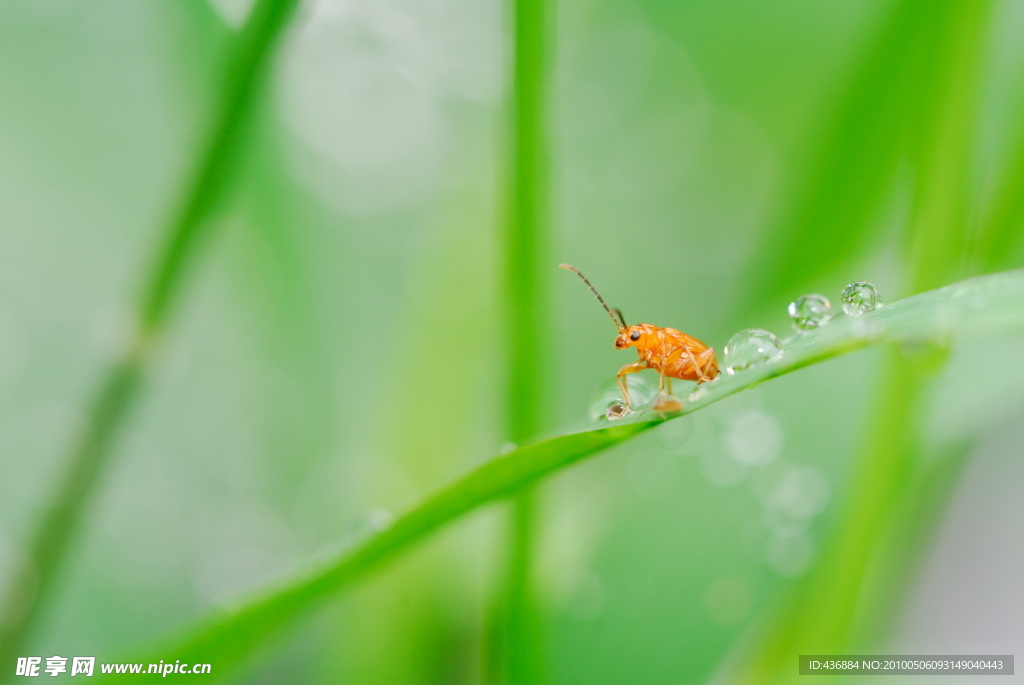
[974,125,1024,272]
[737,0,936,319]
[103,268,1024,683]
[905,1,993,293]
[140,0,301,329]
[0,0,301,675]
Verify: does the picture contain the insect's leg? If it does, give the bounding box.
[683,347,714,384]
[682,348,705,383]
[695,347,719,383]
[654,369,683,413]
[616,360,648,408]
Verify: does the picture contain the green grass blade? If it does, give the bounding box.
[737,0,932,319]
[140,0,300,329]
[847,439,974,645]
[498,0,551,676]
[103,268,1024,683]
[0,361,143,672]
[906,1,993,293]
[0,0,300,674]
[974,125,1024,271]
[112,422,657,682]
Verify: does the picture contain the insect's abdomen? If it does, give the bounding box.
[667,350,718,381]
[661,351,718,381]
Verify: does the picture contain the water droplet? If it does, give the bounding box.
[499,442,517,455]
[605,402,629,420]
[724,329,784,375]
[788,294,832,331]
[840,281,882,316]
[688,385,708,402]
[589,375,656,421]
[653,395,683,413]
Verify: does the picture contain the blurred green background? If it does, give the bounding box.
[0,0,1022,682]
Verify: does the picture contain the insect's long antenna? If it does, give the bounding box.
[560,264,625,333]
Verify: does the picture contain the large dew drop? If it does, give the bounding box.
[841,281,882,316]
[724,329,784,375]
[788,294,831,331]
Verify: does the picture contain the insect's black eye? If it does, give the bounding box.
[630,331,641,341]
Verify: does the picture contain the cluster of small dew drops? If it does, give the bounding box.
[724,281,882,376]
[787,282,883,332]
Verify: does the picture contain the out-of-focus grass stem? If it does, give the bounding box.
[973,124,1024,271]
[495,0,550,678]
[0,0,300,675]
[495,0,552,671]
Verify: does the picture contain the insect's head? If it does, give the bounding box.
[615,324,649,350]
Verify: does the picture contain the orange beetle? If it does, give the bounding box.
[561,264,719,413]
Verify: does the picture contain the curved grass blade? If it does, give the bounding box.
[0,0,301,675]
[104,268,1024,682]
[110,421,659,681]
